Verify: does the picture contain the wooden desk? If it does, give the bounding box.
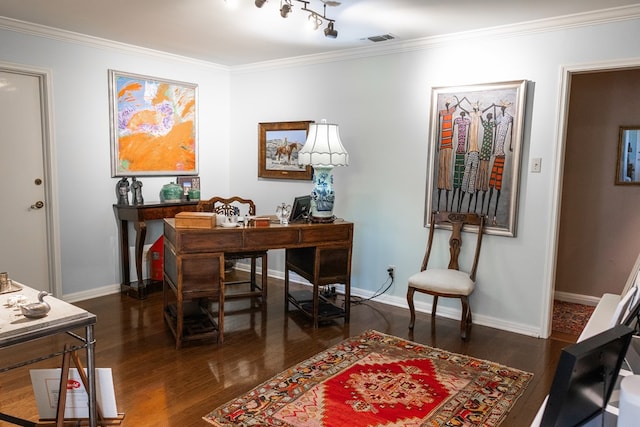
[163,219,353,338]
[0,283,98,427]
[113,201,198,299]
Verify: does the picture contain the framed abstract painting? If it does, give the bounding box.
[425,80,528,236]
[109,70,198,177]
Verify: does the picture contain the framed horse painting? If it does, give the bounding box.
[258,121,313,180]
[425,80,528,237]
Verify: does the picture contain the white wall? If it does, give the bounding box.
[228,16,640,338]
[1,11,640,337]
[0,25,232,295]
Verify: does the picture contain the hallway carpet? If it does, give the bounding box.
[551,300,595,342]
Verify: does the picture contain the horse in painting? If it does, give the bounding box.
[276,142,302,164]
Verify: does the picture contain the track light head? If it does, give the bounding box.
[280,3,292,17]
[255,0,267,7]
[324,21,337,38]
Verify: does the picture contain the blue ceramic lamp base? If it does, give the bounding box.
[309,166,336,222]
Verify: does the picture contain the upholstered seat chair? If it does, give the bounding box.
[407,211,485,340]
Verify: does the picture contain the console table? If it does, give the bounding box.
[113,201,198,299]
[163,218,353,343]
[0,283,98,426]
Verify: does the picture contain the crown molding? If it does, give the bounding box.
[0,16,229,72]
[233,4,640,72]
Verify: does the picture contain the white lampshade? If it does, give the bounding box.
[298,119,349,167]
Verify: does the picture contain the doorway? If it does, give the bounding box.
[0,64,59,295]
[548,60,640,336]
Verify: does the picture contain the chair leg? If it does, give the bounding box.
[460,296,471,340]
[407,287,416,330]
[432,295,439,318]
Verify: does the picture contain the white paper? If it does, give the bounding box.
[30,368,118,419]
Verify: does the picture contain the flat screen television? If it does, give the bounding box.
[540,323,634,427]
[289,195,311,223]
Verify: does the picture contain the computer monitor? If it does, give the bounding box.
[289,195,311,223]
[540,324,634,427]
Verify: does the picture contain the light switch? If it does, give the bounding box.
[531,157,542,173]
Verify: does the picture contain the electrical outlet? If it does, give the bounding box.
[387,265,395,279]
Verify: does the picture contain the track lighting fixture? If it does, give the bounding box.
[252,0,340,38]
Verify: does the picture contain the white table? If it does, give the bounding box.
[0,283,97,427]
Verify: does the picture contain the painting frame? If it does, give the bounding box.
[176,176,200,198]
[258,121,313,180]
[425,80,528,237]
[109,70,198,177]
[615,126,640,185]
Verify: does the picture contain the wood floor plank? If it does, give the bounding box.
[0,278,564,426]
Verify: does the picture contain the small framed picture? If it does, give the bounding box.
[616,126,640,185]
[177,176,200,198]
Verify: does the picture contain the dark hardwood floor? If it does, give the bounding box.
[0,276,568,426]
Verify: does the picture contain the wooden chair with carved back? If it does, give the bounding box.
[197,196,268,301]
[407,211,485,340]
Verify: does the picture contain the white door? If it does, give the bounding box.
[0,68,51,292]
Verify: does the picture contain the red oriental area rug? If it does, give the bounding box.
[203,330,533,427]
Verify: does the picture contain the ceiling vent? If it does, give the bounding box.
[366,34,396,43]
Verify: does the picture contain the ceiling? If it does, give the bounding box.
[0,0,639,66]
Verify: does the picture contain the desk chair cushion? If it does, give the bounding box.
[408,269,475,296]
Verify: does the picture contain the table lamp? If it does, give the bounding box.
[298,119,349,222]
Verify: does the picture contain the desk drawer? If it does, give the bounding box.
[245,227,300,248]
[300,223,352,244]
[176,230,244,253]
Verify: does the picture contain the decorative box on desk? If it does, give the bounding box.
[174,211,215,229]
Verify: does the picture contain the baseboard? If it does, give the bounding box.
[63,284,121,303]
[554,291,600,306]
[367,291,541,338]
[288,280,542,338]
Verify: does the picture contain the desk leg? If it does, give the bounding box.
[133,220,146,289]
[284,266,290,313]
[117,219,130,287]
[86,324,97,427]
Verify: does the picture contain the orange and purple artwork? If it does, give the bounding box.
[110,71,197,176]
